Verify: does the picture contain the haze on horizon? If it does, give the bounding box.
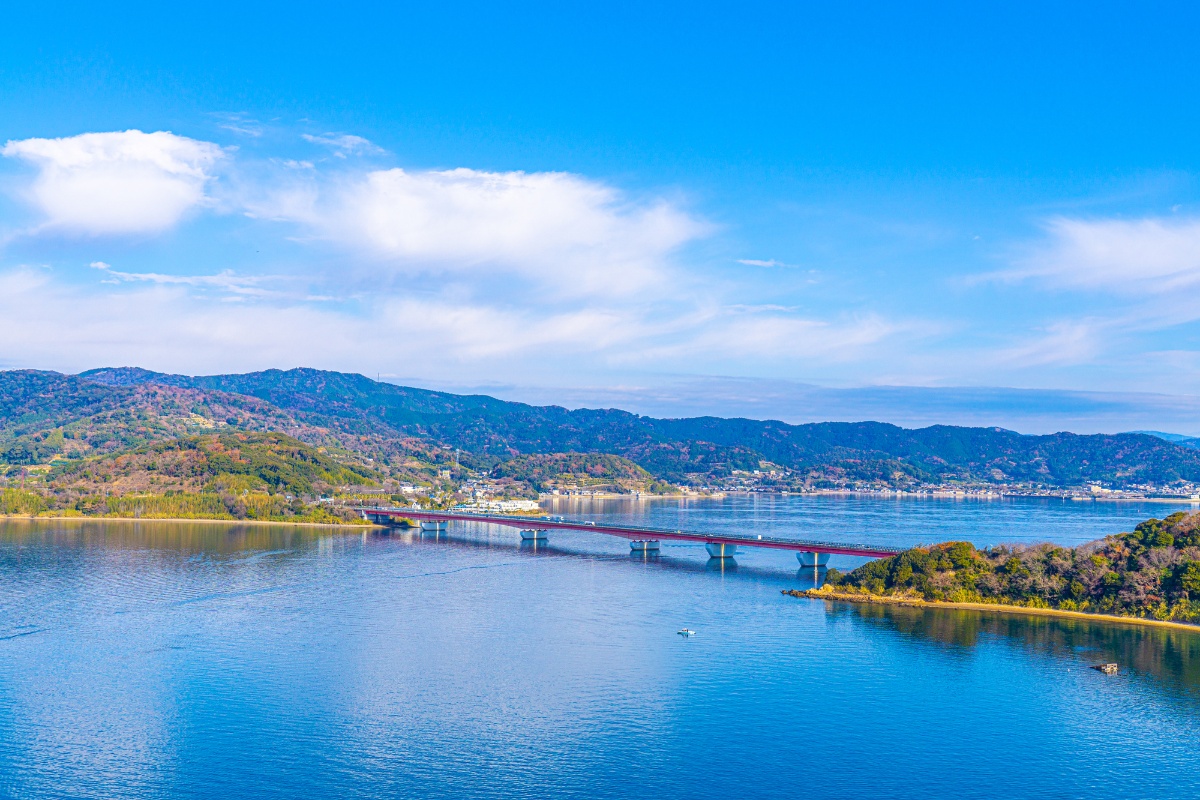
[3,2,1200,436]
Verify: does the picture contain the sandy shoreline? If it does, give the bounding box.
[789,588,1200,632]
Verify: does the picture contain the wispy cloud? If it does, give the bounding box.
[737,258,799,268]
[994,216,1200,294]
[88,261,274,297]
[991,319,1103,367]
[614,306,918,369]
[689,311,909,362]
[0,261,923,385]
[301,133,384,157]
[212,112,265,138]
[0,265,651,373]
[2,130,225,235]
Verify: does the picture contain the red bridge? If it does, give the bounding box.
[360,507,903,566]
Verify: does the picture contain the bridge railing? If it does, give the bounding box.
[358,506,903,558]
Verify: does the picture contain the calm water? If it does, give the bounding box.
[2,495,1200,799]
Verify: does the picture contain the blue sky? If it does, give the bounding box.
[3,2,1200,433]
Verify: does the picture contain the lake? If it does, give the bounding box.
[2,495,1199,799]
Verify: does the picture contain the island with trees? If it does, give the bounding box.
[792,511,1200,626]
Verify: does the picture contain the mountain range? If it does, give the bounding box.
[2,366,1199,491]
[1126,431,1200,449]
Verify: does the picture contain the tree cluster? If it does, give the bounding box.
[834,512,1200,623]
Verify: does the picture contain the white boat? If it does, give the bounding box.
[677,629,696,636]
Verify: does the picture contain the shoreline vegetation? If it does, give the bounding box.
[1,483,374,526]
[0,512,381,528]
[786,587,1200,632]
[788,511,1200,629]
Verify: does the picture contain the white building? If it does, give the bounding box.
[454,499,542,513]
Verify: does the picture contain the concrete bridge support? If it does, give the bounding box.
[705,542,738,559]
[629,540,660,553]
[520,529,548,541]
[419,520,448,533]
[796,551,831,568]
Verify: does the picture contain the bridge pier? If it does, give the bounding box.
[705,542,738,558]
[796,551,830,568]
[355,508,902,563]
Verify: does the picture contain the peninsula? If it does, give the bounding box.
[788,511,1200,627]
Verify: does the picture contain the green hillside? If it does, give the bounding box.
[5,367,1200,491]
[50,431,379,496]
[492,452,676,493]
[3,431,381,523]
[813,512,1200,624]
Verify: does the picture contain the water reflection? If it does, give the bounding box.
[828,601,1200,697]
[0,518,340,556]
[794,566,828,590]
[544,493,1200,550]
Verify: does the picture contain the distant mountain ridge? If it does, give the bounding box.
[1125,430,1200,449]
[2,366,1197,488]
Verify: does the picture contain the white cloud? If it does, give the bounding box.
[991,320,1102,367]
[2,130,224,235]
[0,264,919,385]
[0,132,924,385]
[637,309,904,365]
[378,298,643,359]
[1005,216,1200,294]
[88,261,274,297]
[1,131,705,298]
[737,258,799,268]
[301,133,383,156]
[253,166,708,296]
[0,265,649,374]
[212,112,264,138]
[0,267,358,372]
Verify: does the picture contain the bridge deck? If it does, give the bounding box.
[362,508,902,559]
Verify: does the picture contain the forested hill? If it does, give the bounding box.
[811,512,1200,625]
[2,366,1198,488]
